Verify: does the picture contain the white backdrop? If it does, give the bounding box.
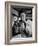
[0,0,38,46]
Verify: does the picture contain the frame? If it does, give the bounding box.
[5,1,37,45]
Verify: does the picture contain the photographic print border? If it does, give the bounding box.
[5,1,37,45]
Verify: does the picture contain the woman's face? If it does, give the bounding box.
[20,13,26,21]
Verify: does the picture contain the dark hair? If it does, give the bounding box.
[19,8,26,17]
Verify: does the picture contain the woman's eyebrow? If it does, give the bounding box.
[12,13,17,17]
